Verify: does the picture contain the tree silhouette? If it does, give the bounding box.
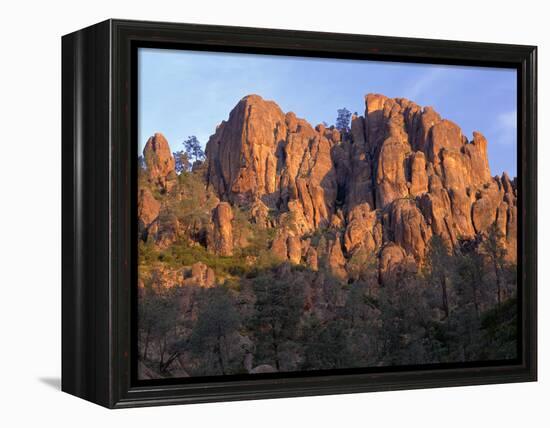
[335,108,352,133]
[249,271,303,371]
[482,224,507,307]
[173,150,191,174]
[183,136,205,163]
[189,286,240,375]
[426,235,453,319]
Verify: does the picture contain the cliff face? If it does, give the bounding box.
[203,94,516,279]
[139,93,516,284]
[137,93,518,378]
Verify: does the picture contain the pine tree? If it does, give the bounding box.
[335,108,352,133]
[189,287,240,375]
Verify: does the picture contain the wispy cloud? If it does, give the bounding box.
[403,68,445,100]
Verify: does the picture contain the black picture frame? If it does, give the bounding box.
[62,19,537,409]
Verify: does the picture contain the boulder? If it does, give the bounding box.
[143,133,176,191]
[409,151,428,196]
[155,212,179,249]
[287,235,302,264]
[426,120,464,164]
[472,181,502,234]
[375,112,410,208]
[343,203,378,254]
[463,132,492,187]
[305,246,319,271]
[270,231,303,265]
[387,199,432,262]
[208,202,234,256]
[183,261,215,287]
[250,364,277,374]
[205,95,287,205]
[379,243,415,283]
[327,235,347,280]
[137,188,160,240]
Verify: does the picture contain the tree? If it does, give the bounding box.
[335,108,352,133]
[426,236,453,319]
[189,286,240,375]
[249,270,304,371]
[376,274,433,365]
[183,135,205,164]
[138,285,181,373]
[346,247,378,285]
[172,136,205,174]
[302,318,351,370]
[454,251,484,317]
[173,150,191,174]
[482,224,507,307]
[341,279,380,366]
[138,155,146,170]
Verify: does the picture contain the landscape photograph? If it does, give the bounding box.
[136,48,518,380]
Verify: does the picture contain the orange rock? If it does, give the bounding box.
[472,181,502,234]
[143,133,176,191]
[206,95,287,206]
[208,202,234,256]
[463,132,492,186]
[137,188,160,240]
[183,262,215,287]
[306,246,319,272]
[379,243,416,283]
[409,151,428,196]
[327,234,347,280]
[287,235,302,265]
[375,136,410,207]
[194,92,517,277]
[344,203,378,254]
[387,199,432,262]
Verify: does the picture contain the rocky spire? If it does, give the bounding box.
[204,93,516,278]
[143,132,176,191]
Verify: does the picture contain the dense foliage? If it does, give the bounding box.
[137,164,517,379]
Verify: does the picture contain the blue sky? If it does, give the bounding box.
[138,48,517,176]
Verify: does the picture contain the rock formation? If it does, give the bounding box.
[137,94,518,378]
[206,95,338,233]
[143,132,177,191]
[140,92,516,285]
[138,188,160,241]
[207,202,234,256]
[204,93,517,279]
[183,262,216,288]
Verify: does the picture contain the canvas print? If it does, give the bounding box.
[136,48,518,380]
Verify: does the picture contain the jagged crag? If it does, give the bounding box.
[137,94,518,379]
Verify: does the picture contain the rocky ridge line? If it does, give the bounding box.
[140,93,517,283]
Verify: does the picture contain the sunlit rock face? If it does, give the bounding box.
[173,92,515,280]
[143,132,177,191]
[136,90,518,379]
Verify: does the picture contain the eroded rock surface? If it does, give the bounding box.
[138,188,160,240]
[143,132,177,191]
[207,202,234,256]
[144,92,517,285]
[203,93,516,278]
